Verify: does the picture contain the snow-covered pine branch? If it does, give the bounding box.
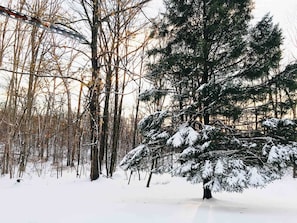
[172,118,297,194]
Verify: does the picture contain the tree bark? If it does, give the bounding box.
[99,66,112,175]
[203,178,212,199]
[109,0,121,176]
[89,0,100,181]
[146,159,155,188]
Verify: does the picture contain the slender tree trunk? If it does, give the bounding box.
[109,2,121,176]
[99,66,112,176]
[66,83,73,167]
[146,159,155,188]
[109,74,119,176]
[75,83,83,171]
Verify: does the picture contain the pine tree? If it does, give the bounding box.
[121,0,297,199]
[146,0,283,198]
[120,111,172,187]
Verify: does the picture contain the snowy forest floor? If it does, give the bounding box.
[0,166,296,223]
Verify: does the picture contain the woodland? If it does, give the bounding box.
[0,0,296,200]
[0,0,151,179]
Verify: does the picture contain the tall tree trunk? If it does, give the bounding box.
[109,71,119,176]
[65,82,73,167]
[20,25,42,175]
[89,0,100,181]
[109,1,121,177]
[99,65,112,176]
[75,83,84,172]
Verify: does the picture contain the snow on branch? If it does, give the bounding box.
[119,144,150,171]
[171,119,297,193]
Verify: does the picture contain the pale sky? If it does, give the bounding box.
[253,0,297,63]
[147,0,297,64]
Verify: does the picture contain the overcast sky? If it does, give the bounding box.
[254,0,297,63]
[147,0,297,64]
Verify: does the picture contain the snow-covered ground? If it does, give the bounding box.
[0,168,296,223]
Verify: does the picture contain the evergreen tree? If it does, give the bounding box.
[121,0,297,199]
[120,111,172,187]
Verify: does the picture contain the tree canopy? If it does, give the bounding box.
[121,0,297,199]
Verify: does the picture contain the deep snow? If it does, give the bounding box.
[0,168,296,223]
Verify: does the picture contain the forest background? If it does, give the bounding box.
[0,0,297,182]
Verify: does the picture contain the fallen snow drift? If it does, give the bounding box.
[0,170,296,223]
